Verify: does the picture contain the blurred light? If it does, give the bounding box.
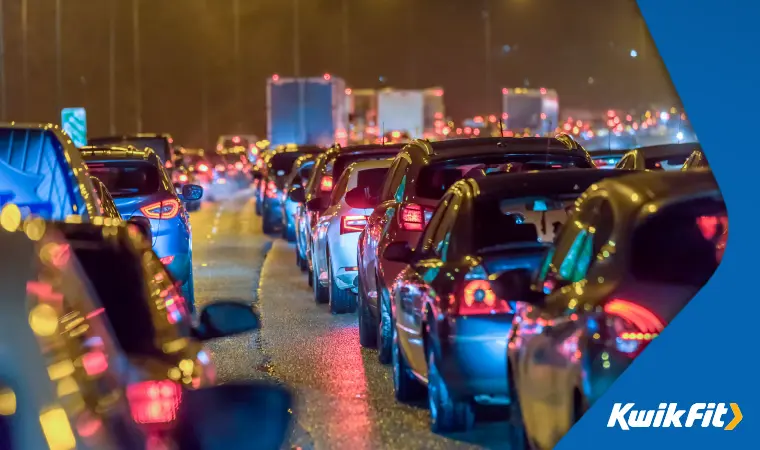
[630,49,638,58]
[160,255,175,265]
[0,388,16,415]
[681,113,687,120]
[540,113,547,120]
[272,74,279,82]
[632,122,639,130]
[464,127,472,135]
[442,127,451,135]
[434,89,444,96]
[345,88,352,95]
[613,116,620,125]
[473,128,481,136]
[40,407,76,450]
[539,87,547,95]
[502,88,509,95]
[1,204,21,232]
[178,174,188,183]
[501,112,509,120]
[575,120,582,127]
[391,131,401,139]
[563,123,572,131]
[456,128,463,135]
[165,161,173,169]
[572,126,580,134]
[434,112,444,119]
[615,124,624,132]
[198,163,209,172]
[587,130,595,138]
[48,360,75,381]
[660,111,670,121]
[670,107,678,114]
[235,161,244,170]
[473,116,484,123]
[81,351,109,376]
[488,115,497,123]
[323,73,331,81]
[29,304,59,337]
[642,123,649,129]
[607,110,615,118]
[676,131,685,141]
[625,115,632,122]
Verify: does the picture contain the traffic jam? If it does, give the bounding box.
[0,2,726,449]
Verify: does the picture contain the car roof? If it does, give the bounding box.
[596,169,719,206]
[425,136,590,162]
[89,133,172,141]
[471,169,633,201]
[345,158,394,173]
[80,145,159,163]
[633,142,702,159]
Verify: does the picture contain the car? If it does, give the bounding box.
[258,145,323,234]
[588,149,626,169]
[0,214,275,450]
[172,166,202,212]
[357,135,596,364]
[282,154,316,244]
[501,170,726,450]
[0,123,110,221]
[293,143,407,293]
[614,142,697,171]
[681,145,709,170]
[380,169,632,432]
[88,133,176,174]
[79,145,203,311]
[308,158,393,314]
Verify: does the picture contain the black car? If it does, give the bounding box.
[681,145,709,170]
[615,142,698,171]
[382,169,631,432]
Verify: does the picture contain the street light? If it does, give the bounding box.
[630,49,638,58]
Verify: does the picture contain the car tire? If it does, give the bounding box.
[357,275,378,348]
[327,257,357,315]
[312,261,329,304]
[392,323,426,403]
[377,282,393,364]
[427,344,474,433]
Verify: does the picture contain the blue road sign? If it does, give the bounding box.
[61,107,87,148]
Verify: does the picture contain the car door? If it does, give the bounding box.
[395,192,455,372]
[315,169,351,278]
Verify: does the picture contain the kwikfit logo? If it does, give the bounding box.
[607,403,742,431]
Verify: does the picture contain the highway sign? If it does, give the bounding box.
[61,107,87,148]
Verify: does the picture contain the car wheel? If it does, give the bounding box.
[377,282,393,364]
[312,260,329,304]
[328,258,357,314]
[392,323,425,403]
[508,368,531,450]
[427,343,474,433]
[357,275,377,348]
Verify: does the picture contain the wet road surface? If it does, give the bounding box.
[190,192,510,449]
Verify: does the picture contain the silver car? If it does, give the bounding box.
[311,159,392,314]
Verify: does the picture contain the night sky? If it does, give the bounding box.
[0,0,679,148]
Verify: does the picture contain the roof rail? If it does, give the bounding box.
[409,138,435,156]
[553,133,582,150]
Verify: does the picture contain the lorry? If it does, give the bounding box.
[267,75,349,148]
[501,87,559,136]
[376,87,446,140]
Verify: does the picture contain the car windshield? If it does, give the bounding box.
[333,153,397,182]
[87,161,160,197]
[631,198,726,286]
[89,137,170,162]
[417,155,586,199]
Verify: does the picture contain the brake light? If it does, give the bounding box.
[159,255,175,265]
[126,380,182,424]
[140,199,180,219]
[198,163,209,172]
[604,299,664,355]
[341,215,368,234]
[320,176,333,192]
[235,161,244,170]
[399,204,432,231]
[457,280,512,315]
[178,174,188,183]
[266,181,278,199]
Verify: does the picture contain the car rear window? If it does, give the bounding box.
[87,161,160,197]
[270,152,301,176]
[631,198,726,286]
[89,137,170,163]
[333,153,397,183]
[357,168,389,197]
[417,155,587,199]
[644,154,690,171]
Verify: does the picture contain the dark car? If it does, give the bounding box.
[88,133,175,174]
[588,149,627,169]
[282,154,316,244]
[502,170,725,450]
[615,142,698,171]
[290,143,406,293]
[357,135,595,364]
[80,146,203,310]
[681,146,709,170]
[381,169,631,432]
[258,145,323,234]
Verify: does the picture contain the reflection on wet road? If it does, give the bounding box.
[190,191,509,449]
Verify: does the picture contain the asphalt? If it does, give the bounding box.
[190,190,510,450]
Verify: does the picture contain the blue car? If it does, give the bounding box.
[81,145,203,311]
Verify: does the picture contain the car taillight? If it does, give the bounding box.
[178,174,188,183]
[235,161,244,170]
[140,199,180,219]
[340,215,367,234]
[320,176,333,192]
[457,280,513,316]
[266,181,278,199]
[604,299,664,355]
[126,380,182,425]
[399,204,432,231]
[198,163,209,172]
[159,255,175,265]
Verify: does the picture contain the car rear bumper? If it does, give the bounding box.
[437,315,513,400]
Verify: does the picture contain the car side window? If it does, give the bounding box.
[417,194,452,257]
[431,194,462,261]
[379,159,401,201]
[330,168,352,205]
[305,156,326,197]
[381,157,409,203]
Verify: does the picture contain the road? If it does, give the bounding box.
[189,191,510,450]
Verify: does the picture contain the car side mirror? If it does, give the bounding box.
[344,187,377,209]
[127,216,152,242]
[491,268,542,304]
[173,382,292,450]
[306,197,326,212]
[182,184,204,201]
[288,186,306,203]
[194,301,260,341]
[383,241,414,263]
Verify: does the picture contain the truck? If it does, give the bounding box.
[501,87,559,136]
[267,75,349,148]
[376,87,446,140]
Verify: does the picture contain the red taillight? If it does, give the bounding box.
[140,199,180,219]
[159,255,175,265]
[320,176,334,192]
[457,280,512,316]
[126,380,182,425]
[604,299,664,354]
[81,350,109,376]
[266,181,278,199]
[341,215,368,234]
[399,204,432,231]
